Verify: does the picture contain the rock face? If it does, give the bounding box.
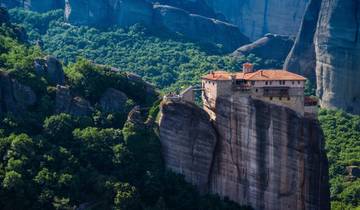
[34,56,65,85]
[159,97,330,210]
[232,33,294,62]
[0,0,64,12]
[153,5,248,51]
[159,99,217,192]
[0,72,37,115]
[55,85,93,117]
[64,0,249,52]
[100,88,128,113]
[65,0,154,28]
[285,0,360,114]
[204,0,310,40]
[284,0,322,85]
[315,0,360,114]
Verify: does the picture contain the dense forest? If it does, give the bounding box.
[0,7,359,210]
[319,110,360,209]
[7,8,282,93]
[0,7,251,210]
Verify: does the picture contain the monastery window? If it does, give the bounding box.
[279,97,282,101]
[288,97,291,101]
[270,97,273,100]
[292,81,295,85]
[255,89,258,92]
[298,81,301,85]
[270,81,272,85]
[265,81,268,85]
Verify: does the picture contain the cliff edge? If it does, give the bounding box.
[159,97,330,210]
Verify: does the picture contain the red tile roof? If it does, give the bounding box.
[202,70,306,81]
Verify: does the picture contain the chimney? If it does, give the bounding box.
[243,63,254,74]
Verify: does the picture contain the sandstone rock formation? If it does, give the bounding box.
[100,88,128,113]
[284,0,322,85]
[232,34,294,62]
[285,0,360,114]
[153,4,248,51]
[159,97,330,210]
[55,85,93,117]
[34,56,65,85]
[65,0,153,28]
[315,0,360,114]
[64,0,249,52]
[159,99,217,192]
[204,0,310,40]
[0,72,37,115]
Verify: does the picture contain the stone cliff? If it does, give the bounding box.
[283,0,321,84]
[204,0,309,40]
[285,0,360,114]
[2,0,310,41]
[159,97,330,210]
[232,33,294,63]
[64,0,248,52]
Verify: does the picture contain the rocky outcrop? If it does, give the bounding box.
[0,72,37,115]
[159,99,217,192]
[55,85,93,117]
[153,5,248,51]
[232,34,294,62]
[34,56,65,85]
[100,88,128,113]
[204,0,310,40]
[159,97,330,210]
[64,0,249,52]
[146,0,218,19]
[64,0,154,28]
[284,0,322,85]
[0,0,64,12]
[315,0,360,114]
[285,0,360,114]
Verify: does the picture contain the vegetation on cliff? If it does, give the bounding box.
[0,8,250,210]
[319,109,360,209]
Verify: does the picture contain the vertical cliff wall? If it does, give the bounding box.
[315,0,360,114]
[283,0,322,83]
[204,0,309,40]
[159,98,330,210]
[285,0,360,114]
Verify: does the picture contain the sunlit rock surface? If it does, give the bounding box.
[159,97,330,210]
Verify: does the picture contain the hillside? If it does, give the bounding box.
[1,4,360,210]
[8,8,281,93]
[0,7,250,210]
